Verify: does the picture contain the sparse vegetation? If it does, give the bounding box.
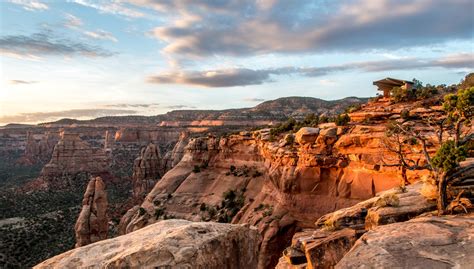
[335,113,351,126]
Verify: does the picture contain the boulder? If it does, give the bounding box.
[295,127,320,144]
[36,220,261,269]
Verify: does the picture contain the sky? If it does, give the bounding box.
[0,0,473,125]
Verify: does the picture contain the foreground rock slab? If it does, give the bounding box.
[336,214,474,269]
[35,219,261,269]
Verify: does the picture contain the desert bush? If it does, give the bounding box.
[335,114,351,126]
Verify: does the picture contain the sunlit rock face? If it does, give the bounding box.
[74,176,108,248]
[118,98,445,268]
[35,220,261,269]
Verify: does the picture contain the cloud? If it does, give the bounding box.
[147,68,276,87]
[243,98,265,102]
[104,103,160,108]
[83,30,118,42]
[0,31,115,59]
[64,13,83,28]
[9,80,38,85]
[166,105,197,109]
[141,0,472,62]
[0,109,138,124]
[8,0,48,11]
[146,53,474,87]
[319,79,337,86]
[71,0,145,18]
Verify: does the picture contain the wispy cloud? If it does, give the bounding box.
[71,0,145,18]
[166,105,197,109]
[64,13,83,29]
[243,98,265,102]
[104,103,160,108]
[63,13,118,42]
[9,80,38,85]
[83,30,118,42]
[0,108,137,124]
[0,31,115,59]
[146,53,474,87]
[8,0,48,11]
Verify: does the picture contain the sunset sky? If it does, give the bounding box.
[1,0,473,125]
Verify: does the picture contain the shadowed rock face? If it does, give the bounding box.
[36,220,261,269]
[75,176,108,248]
[20,131,60,165]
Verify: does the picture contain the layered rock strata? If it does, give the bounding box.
[75,176,108,247]
[41,132,110,178]
[36,220,261,269]
[277,183,438,268]
[131,143,163,198]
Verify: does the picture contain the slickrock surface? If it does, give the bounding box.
[131,143,163,198]
[41,132,109,178]
[336,214,474,269]
[35,220,261,269]
[75,176,108,247]
[278,183,438,268]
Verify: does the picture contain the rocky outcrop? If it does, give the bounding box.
[277,183,438,268]
[295,127,320,145]
[35,220,261,269]
[19,131,60,165]
[41,132,110,178]
[75,176,108,248]
[119,97,444,268]
[336,214,474,268]
[120,126,417,267]
[132,143,163,198]
[162,131,189,171]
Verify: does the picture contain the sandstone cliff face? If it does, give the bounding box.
[41,132,110,179]
[19,131,60,165]
[162,131,190,171]
[131,143,163,198]
[75,176,108,247]
[119,98,445,268]
[36,220,261,269]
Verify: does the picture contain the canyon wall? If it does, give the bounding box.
[120,98,444,268]
[41,132,110,179]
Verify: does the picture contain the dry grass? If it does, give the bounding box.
[420,175,438,201]
[374,191,400,207]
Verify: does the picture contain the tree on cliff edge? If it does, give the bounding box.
[383,86,473,214]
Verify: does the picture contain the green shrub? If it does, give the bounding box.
[138,207,146,216]
[200,203,207,211]
[400,109,410,120]
[154,208,165,219]
[193,165,201,173]
[432,140,467,173]
[335,114,351,126]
